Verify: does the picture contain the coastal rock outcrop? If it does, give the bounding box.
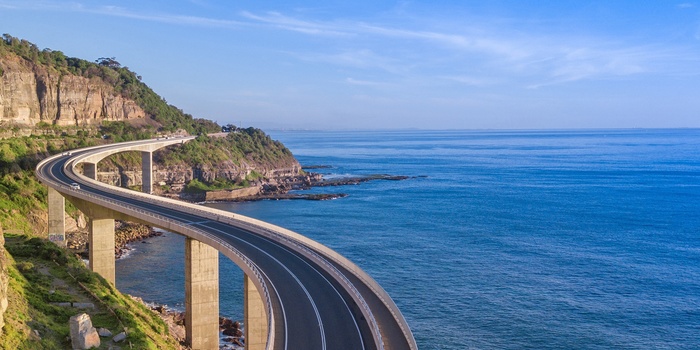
[67,220,161,259]
[0,54,145,128]
[92,155,303,196]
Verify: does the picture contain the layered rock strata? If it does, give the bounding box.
[0,55,145,127]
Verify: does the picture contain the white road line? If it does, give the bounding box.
[195,222,325,350]
[246,259,288,350]
[186,220,213,225]
[128,208,292,350]
[252,231,366,350]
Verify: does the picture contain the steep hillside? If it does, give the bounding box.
[0,35,302,234]
[0,35,303,347]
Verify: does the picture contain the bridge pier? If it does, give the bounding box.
[245,274,268,350]
[185,238,220,349]
[47,187,66,247]
[88,212,116,285]
[142,151,152,193]
[83,162,97,180]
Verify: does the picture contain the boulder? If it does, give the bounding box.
[77,213,87,229]
[112,331,127,343]
[98,328,112,337]
[69,313,101,349]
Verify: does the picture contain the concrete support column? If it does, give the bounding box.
[83,162,97,180]
[88,217,115,285]
[141,151,152,194]
[245,274,268,350]
[47,187,66,247]
[185,238,219,349]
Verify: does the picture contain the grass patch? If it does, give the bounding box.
[183,177,247,193]
[1,234,181,349]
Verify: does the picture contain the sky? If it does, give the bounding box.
[1,0,700,130]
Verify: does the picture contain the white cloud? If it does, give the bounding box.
[442,76,499,86]
[92,5,245,28]
[297,49,408,74]
[0,0,246,28]
[6,1,698,89]
[357,24,532,60]
[239,11,351,36]
[345,77,390,87]
[241,10,692,88]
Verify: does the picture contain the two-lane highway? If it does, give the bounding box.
[36,138,417,350]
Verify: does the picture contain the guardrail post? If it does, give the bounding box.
[141,151,152,194]
[185,238,219,349]
[47,187,66,247]
[245,274,268,350]
[88,215,115,285]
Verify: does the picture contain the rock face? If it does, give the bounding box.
[204,186,261,201]
[94,157,302,194]
[69,313,101,349]
[0,223,8,336]
[0,55,146,127]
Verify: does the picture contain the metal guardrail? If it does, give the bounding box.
[37,137,418,350]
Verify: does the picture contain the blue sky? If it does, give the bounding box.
[1,1,699,130]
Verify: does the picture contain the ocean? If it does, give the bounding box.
[116,129,700,349]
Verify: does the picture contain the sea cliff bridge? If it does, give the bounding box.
[36,137,417,350]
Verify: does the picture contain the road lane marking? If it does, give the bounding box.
[193,222,324,350]
[245,230,366,350]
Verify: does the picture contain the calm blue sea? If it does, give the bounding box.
[116,129,700,349]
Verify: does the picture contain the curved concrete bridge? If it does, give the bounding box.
[36,137,417,350]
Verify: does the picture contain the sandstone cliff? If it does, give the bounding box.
[94,153,302,193]
[0,54,145,127]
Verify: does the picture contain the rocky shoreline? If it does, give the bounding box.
[130,296,245,349]
[191,171,419,203]
[67,221,162,259]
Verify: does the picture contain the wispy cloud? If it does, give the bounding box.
[357,24,531,60]
[442,76,500,87]
[0,0,246,28]
[297,49,409,74]
[92,5,246,28]
[241,10,690,88]
[5,1,697,89]
[345,77,391,87]
[240,11,351,36]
